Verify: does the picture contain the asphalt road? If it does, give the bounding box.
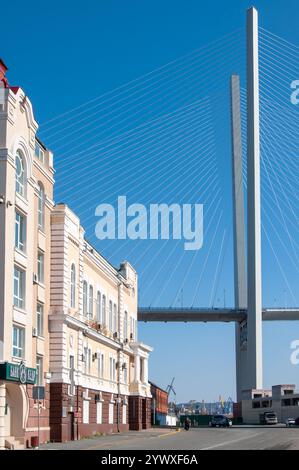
[40,425,299,450]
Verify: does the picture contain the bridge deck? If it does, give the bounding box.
[138,307,299,322]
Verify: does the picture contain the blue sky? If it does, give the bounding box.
[1,0,298,402]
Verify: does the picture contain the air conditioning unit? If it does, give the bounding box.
[92,352,99,361]
[95,393,101,402]
[33,273,38,284]
[32,327,38,338]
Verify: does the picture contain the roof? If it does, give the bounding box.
[149,381,168,394]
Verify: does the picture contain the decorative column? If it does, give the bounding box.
[134,354,140,383]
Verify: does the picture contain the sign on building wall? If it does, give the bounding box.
[0,362,36,384]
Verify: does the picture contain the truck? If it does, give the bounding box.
[259,411,278,425]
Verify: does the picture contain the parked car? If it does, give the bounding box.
[285,417,296,427]
[295,417,299,426]
[209,415,232,428]
[259,412,278,425]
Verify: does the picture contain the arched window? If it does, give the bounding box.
[38,183,45,231]
[89,285,93,316]
[124,311,128,340]
[83,281,88,316]
[70,264,76,308]
[109,300,113,331]
[15,150,26,197]
[102,295,106,325]
[96,291,101,323]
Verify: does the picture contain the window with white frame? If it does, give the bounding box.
[130,317,137,341]
[124,311,128,340]
[36,355,43,385]
[83,400,89,424]
[15,211,26,252]
[88,285,93,317]
[97,352,104,378]
[102,295,106,325]
[109,356,116,382]
[37,251,44,284]
[35,141,45,164]
[12,325,25,358]
[96,401,102,424]
[37,303,44,337]
[123,363,128,384]
[108,402,114,424]
[96,291,101,323]
[83,347,91,375]
[70,264,76,308]
[113,303,117,334]
[13,265,25,309]
[83,281,88,316]
[122,404,127,424]
[69,355,75,395]
[37,183,45,231]
[15,150,26,197]
[109,300,113,331]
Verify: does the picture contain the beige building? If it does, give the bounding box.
[0,60,152,448]
[241,385,299,424]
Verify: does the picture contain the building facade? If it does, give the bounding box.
[241,384,299,424]
[150,382,168,426]
[0,61,152,449]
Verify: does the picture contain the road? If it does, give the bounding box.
[40,426,299,450]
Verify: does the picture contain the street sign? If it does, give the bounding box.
[33,386,45,400]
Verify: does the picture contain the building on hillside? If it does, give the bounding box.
[241,384,299,424]
[0,61,152,449]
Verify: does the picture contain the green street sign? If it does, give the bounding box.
[0,362,36,384]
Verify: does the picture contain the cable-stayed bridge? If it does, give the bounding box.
[40,8,299,401]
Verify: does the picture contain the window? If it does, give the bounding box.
[83,347,91,375]
[14,266,25,309]
[37,303,44,337]
[37,183,45,231]
[15,211,26,252]
[36,356,43,385]
[130,317,134,340]
[122,404,127,424]
[109,357,116,382]
[98,352,104,378]
[70,264,76,308]
[83,400,89,424]
[108,402,114,424]
[96,291,101,323]
[15,150,25,197]
[69,355,75,395]
[88,285,93,317]
[124,311,128,340]
[102,295,106,325]
[109,301,113,331]
[96,402,103,424]
[37,252,44,284]
[83,281,88,316]
[35,141,45,164]
[12,326,25,358]
[123,364,128,384]
[113,303,117,334]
